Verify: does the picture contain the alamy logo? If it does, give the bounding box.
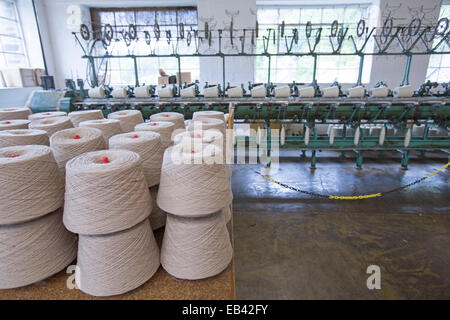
[66,265,80,290]
[366,265,381,290]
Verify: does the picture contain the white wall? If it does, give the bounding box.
[369,0,443,88]
[197,0,256,86]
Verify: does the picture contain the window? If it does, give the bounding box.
[0,0,28,68]
[255,4,376,84]
[90,7,199,86]
[426,4,450,83]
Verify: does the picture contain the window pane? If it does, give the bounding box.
[0,18,20,37]
[426,4,450,82]
[136,10,155,25]
[4,53,26,67]
[1,35,24,53]
[0,1,15,19]
[279,9,300,24]
[178,8,197,25]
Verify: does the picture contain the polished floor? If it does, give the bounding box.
[231,150,450,299]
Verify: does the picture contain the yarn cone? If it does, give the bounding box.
[0,145,64,225]
[0,129,49,148]
[64,149,152,235]
[161,210,232,280]
[157,143,232,217]
[108,109,143,133]
[76,219,160,296]
[0,209,77,289]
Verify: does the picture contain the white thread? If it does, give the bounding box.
[149,112,185,131]
[108,110,144,133]
[404,128,412,148]
[79,119,122,142]
[192,110,226,122]
[379,126,386,145]
[281,125,286,146]
[0,209,77,289]
[0,129,49,148]
[88,87,105,99]
[354,127,360,146]
[0,107,31,120]
[50,127,106,173]
[187,118,226,139]
[180,86,196,97]
[149,186,167,230]
[305,127,310,145]
[76,219,159,297]
[109,131,164,187]
[111,88,127,98]
[0,119,30,131]
[227,86,244,98]
[134,86,150,98]
[134,121,175,148]
[68,110,104,127]
[173,129,230,177]
[274,85,291,98]
[28,111,67,121]
[29,116,74,137]
[0,145,65,225]
[161,211,233,280]
[63,149,152,235]
[157,144,233,217]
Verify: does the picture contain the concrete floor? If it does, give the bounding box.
[231,150,450,299]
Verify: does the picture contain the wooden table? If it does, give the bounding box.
[0,223,235,300]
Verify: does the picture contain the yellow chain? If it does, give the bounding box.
[260,162,449,200]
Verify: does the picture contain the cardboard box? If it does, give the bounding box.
[1,68,37,87]
[34,68,45,86]
[176,72,191,84]
[158,76,169,85]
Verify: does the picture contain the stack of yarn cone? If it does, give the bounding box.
[0,145,77,289]
[157,142,233,280]
[63,149,160,296]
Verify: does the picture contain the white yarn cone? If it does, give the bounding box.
[161,211,233,280]
[88,87,105,99]
[76,219,159,297]
[150,186,166,230]
[68,110,104,127]
[187,118,226,137]
[64,149,152,235]
[0,129,49,148]
[0,107,31,120]
[0,209,77,289]
[134,121,175,148]
[149,112,185,131]
[173,129,230,178]
[109,131,164,187]
[0,145,65,225]
[192,110,226,122]
[157,144,233,217]
[108,110,144,133]
[29,116,74,137]
[28,111,67,121]
[79,119,122,142]
[0,119,30,131]
[50,127,106,173]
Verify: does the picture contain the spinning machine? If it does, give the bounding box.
[30,17,450,168]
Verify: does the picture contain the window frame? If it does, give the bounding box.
[89,6,199,87]
[425,3,450,83]
[255,3,374,84]
[0,0,30,68]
